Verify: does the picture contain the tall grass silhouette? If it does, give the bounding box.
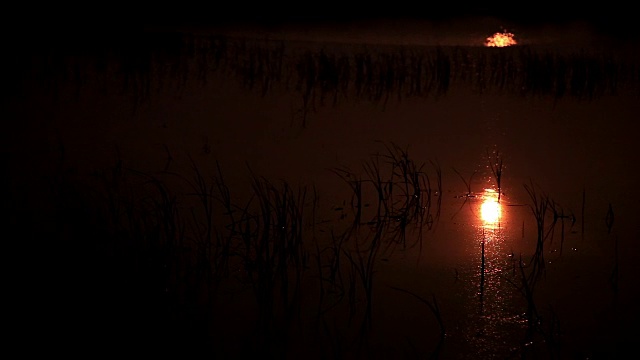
[10,29,638,358]
[36,141,443,357]
[14,32,640,124]
[10,140,631,358]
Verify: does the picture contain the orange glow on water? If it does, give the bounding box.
[481,189,502,224]
[484,31,517,47]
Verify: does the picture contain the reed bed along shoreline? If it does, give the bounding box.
[10,31,640,119]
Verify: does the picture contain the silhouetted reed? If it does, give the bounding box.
[492,181,579,358]
[496,183,622,358]
[16,137,631,358]
[335,142,440,254]
[9,27,637,359]
[84,141,427,355]
[342,215,385,337]
[389,286,445,359]
[523,180,551,281]
[15,33,640,122]
[33,146,325,356]
[505,257,562,358]
[451,167,478,219]
[330,167,364,236]
[547,198,576,256]
[487,148,503,202]
[323,142,442,345]
[315,229,349,319]
[224,171,311,355]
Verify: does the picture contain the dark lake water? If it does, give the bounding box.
[6,18,640,358]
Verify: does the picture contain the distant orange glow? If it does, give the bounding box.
[480,189,501,224]
[484,31,517,47]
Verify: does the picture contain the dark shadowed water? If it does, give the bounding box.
[6,17,640,359]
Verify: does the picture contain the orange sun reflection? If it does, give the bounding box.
[480,188,502,225]
[484,31,517,47]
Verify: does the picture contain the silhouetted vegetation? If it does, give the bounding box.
[7,29,635,359]
[10,31,640,123]
[8,138,628,358]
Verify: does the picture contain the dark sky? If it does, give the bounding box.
[142,3,631,24]
[9,3,638,42]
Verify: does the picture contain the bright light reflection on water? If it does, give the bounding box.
[448,187,528,358]
[480,188,502,227]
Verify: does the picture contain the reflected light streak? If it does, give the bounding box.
[481,188,502,226]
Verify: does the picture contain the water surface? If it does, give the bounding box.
[7,17,640,358]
